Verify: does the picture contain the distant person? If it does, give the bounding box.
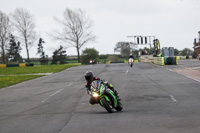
[157,52,161,57]
[128,55,134,67]
[128,55,134,63]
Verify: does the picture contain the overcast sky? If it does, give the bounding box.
[0,0,200,58]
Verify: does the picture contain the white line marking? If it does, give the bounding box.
[126,69,129,74]
[179,65,185,68]
[68,83,72,86]
[169,95,177,102]
[192,67,200,70]
[165,68,173,72]
[76,78,80,81]
[186,76,200,83]
[41,98,49,103]
[50,89,63,97]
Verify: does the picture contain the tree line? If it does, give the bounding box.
[113,42,194,58]
[0,8,95,64]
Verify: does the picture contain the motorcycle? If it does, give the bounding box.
[128,58,134,67]
[130,62,133,67]
[89,80,123,113]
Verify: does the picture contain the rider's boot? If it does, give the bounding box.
[109,84,121,101]
[113,90,121,101]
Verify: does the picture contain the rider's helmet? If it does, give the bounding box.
[84,71,94,83]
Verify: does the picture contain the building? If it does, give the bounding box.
[193,31,200,57]
[194,43,200,55]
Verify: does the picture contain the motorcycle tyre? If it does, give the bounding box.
[101,97,114,113]
[115,102,123,111]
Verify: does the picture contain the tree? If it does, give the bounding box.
[51,45,67,64]
[7,34,22,62]
[143,47,150,54]
[81,48,99,64]
[174,48,179,56]
[114,42,133,57]
[11,8,37,64]
[139,47,150,55]
[107,55,120,62]
[0,10,11,64]
[37,38,48,65]
[180,48,193,56]
[52,8,95,63]
[132,50,139,58]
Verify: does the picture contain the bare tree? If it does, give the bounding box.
[11,8,37,64]
[52,8,95,63]
[0,10,11,64]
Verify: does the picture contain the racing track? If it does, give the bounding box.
[0,62,200,133]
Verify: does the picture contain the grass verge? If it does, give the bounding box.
[0,64,81,75]
[0,75,43,89]
[0,63,81,89]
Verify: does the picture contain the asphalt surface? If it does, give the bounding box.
[0,61,200,133]
[164,59,200,81]
[165,59,200,71]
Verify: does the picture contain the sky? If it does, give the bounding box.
[0,0,200,58]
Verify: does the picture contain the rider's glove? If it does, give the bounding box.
[87,89,91,95]
[101,80,108,85]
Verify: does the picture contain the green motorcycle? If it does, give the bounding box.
[89,80,123,113]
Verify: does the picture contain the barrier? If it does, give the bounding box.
[0,64,6,68]
[153,57,165,66]
[124,60,139,63]
[175,56,180,60]
[176,57,178,65]
[180,56,186,60]
[139,55,154,63]
[0,63,34,68]
[110,61,124,63]
[19,63,26,67]
[26,64,34,66]
[175,56,192,60]
[7,64,19,67]
[164,57,177,65]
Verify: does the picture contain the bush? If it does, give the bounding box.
[107,55,120,62]
[99,55,108,59]
[81,48,99,64]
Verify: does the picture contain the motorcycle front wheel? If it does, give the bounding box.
[101,97,114,113]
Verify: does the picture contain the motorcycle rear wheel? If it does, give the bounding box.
[115,102,123,111]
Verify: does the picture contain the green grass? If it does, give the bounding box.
[30,60,78,65]
[0,64,81,75]
[0,63,81,89]
[0,75,43,88]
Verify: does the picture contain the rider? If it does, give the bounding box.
[128,55,134,64]
[84,71,120,104]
